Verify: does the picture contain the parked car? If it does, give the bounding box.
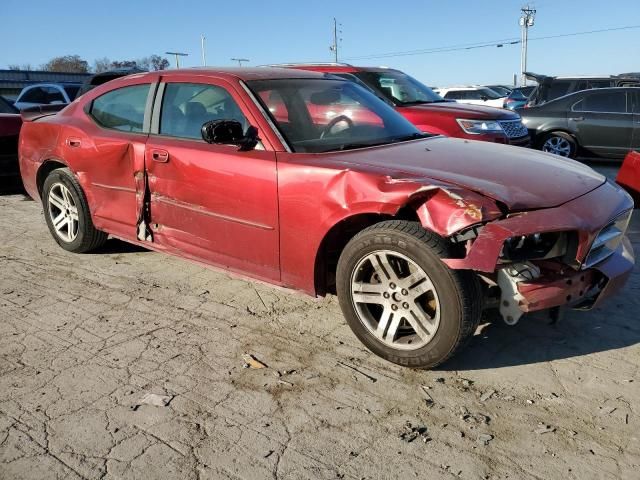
[278,64,529,146]
[524,72,640,107]
[19,68,634,368]
[0,96,22,187]
[13,83,81,110]
[617,150,640,204]
[519,87,640,159]
[77,68,147,97]
[434,86,507,108]
[503,86,536,110]
[485,85,513,97]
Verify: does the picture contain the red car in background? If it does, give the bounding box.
[19,68,634,368]
[0,96,22,189]
[279,64,530,146]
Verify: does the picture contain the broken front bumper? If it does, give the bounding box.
[514,236,634,314]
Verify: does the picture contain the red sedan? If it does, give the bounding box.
[19,68,635,368]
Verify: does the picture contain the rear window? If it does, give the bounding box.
[546,82,571,101]
[573,91,627,113]
[90,84,150,132]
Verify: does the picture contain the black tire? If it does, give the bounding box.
[336,220,481,369]
[538,131,577,158]
[42,167,108,253]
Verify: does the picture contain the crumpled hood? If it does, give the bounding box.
[328,137,606,211]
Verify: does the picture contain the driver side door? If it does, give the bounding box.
[144,77,280,282]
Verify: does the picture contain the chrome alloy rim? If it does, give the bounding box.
[350,250,441,350]
[47,183,79,243]
[542,136,572,157]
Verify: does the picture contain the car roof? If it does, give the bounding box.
[266,63,403,74]
[140,67,332,82]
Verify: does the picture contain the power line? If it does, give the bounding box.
[343,24,640,61]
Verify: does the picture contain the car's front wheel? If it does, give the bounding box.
[42,168,108,253]
[540,132,577,158]
[336,220,481,369]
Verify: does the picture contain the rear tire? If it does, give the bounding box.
[539,131,577,158]
[336,220,481,369]
[42,168,108,253]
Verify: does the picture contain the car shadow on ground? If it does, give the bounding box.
[91,238,150,254]
[440,304,640,371]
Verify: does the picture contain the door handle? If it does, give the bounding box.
[570,116,585,122]
[66,137,81,147]
[151,149,169,163]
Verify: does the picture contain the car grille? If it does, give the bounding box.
[499,119,529,138]
[583,210,632,268]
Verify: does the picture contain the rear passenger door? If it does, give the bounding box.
[632,90,640,151]
[570,90,633,158]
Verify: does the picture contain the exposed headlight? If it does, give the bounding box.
[456,119,504,135]
[500,232,569,262]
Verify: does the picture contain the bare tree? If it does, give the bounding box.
[149,55,169,71]
[7,64,33,71]
[93,57,111,73]
[42,55,89,73]
[110,60,139,69]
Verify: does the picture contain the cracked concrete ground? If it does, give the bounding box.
[1,179,639,479]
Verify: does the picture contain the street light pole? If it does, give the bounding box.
[201,35,206,66]
[230,58,249,67]
[165,51,189,68]
[329,17,342,63]
[519,5,536,86]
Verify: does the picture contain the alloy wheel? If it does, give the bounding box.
[350,250,441,350]
[47,183,79,243]
[542,136,572,157]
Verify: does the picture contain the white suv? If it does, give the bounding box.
[434,86,506,108]
[13,83,81,111]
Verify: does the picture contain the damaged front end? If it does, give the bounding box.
[440,180,635,325]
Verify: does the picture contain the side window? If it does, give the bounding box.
[465,90,481,100]
[20,87,48,104]
[160,83,248,139]
[444,91,460,100]
[575,92,627,113]
[90,84,150,132]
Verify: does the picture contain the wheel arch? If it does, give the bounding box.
[535,128,578,148]
[36,158,70,199]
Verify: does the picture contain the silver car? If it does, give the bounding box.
[13,83,80,110]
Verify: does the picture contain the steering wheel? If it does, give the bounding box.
[320,114,354,139]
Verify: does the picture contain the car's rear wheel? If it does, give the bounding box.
[42,168,108,253]
[540,132,577,158]
[336,220,481,369]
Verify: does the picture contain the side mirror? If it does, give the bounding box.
[201,120,259,151]
[480,95,489,101]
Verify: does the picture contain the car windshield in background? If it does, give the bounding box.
[63,85,80,101]
[353,71,446,106]
[0,96,17,113]
[248,78,426,153]
[478,87,503,99]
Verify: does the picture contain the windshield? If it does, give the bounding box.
[353,70,445,106]
[478,87,503,99]
[247,78,427,153]
[487,86,511,96]
[0,96,17,114]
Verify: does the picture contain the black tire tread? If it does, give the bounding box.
[339,220,482,368]
[43,167,108,253]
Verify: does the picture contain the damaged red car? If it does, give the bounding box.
[19,68,635,368]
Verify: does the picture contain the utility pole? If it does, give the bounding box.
[329,17,342,63]
[519,5,536,86]
[230,58,249,67]
[165,51,188,68]
[201,35,207,66]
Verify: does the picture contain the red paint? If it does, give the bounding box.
[18,68,634,313]
[616,150,640,205]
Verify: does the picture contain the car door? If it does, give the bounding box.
[570,90,633,158]
[65,82,154,238]
[144,77,280,282]
[632,90,640,150]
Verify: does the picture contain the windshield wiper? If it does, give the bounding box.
[322,133,429,153]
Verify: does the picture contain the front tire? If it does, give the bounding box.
[336,220,481,369]
[42,168,108,253]
[539,132,577,158]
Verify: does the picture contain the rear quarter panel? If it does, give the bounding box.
[19,116,63,200]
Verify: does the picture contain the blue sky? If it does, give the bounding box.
[2,0,638,86]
